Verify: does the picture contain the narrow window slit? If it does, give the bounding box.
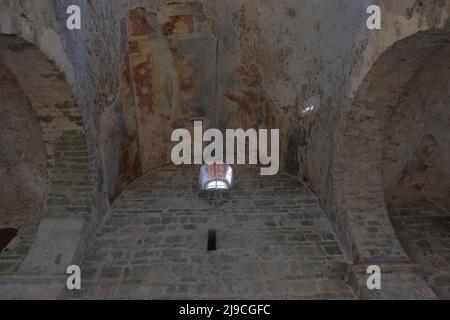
[207,229,216,251]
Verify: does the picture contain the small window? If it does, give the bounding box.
[206,180,229,190]
[199,163,234,191]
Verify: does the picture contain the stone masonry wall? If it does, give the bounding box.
[0,0,448,278]
[0,35,92,277]
[66,165,353,299]
[0,60,47,273]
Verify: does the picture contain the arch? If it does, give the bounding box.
[0,35,93,288]
[0,57,48,273]
[333,29,450,263]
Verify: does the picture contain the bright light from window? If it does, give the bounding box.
[199,163,234,191]
[206,180,229,190]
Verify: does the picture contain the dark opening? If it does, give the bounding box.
[0,228,18,253]
[207,229,216,251]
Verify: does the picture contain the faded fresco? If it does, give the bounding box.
[223,64,276,130]
[110,2,217,198]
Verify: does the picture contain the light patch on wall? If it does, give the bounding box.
[302,97,320,115]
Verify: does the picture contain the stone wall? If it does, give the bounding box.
[0,0,449,275]
[383,45,450,215]
[331,30,450,263]
[0,60,47,273]
[0,35,92,279]
[65,165,354,299]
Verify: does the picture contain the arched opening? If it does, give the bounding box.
[382,35,450,299]
[0,49,48,272]
[336,29,450,296]
[0,35,92,286]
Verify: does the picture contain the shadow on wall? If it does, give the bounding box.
[0,228,18,253]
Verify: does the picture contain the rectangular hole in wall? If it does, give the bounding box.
[207,229,216,251]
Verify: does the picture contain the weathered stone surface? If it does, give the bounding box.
[63,165,353,299]
[0,0,449,300]
[347,264,437,300]
[0,35,93,276]
[0,60,46,273]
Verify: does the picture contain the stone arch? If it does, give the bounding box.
[333,29,450,263]
[0,35,92,292]
[0,55,48,273]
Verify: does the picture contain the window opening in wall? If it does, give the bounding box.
[199,163,234,191]
[207,229,217,251]
[0,228,18,253]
